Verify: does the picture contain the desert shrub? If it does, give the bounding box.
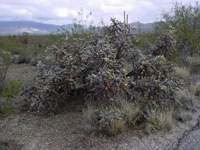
[23,19,182,121]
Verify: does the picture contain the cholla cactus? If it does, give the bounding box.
[23,19,182,114]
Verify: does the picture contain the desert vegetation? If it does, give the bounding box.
[0,2,200,150]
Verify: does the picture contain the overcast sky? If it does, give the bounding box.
[0,0,198,25]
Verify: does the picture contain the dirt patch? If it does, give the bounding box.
[5,64,36,87]
[0,112,85,150]
[0,138,22,150]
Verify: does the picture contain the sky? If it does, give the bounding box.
[0,0,198,25]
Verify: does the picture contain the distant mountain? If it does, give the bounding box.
[0,20,155,35]
[129,22,154,33]
[0,21,73,35]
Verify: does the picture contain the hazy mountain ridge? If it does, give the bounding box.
[0,21,154,35]
[129,22,154,33]
[0,21,73,35]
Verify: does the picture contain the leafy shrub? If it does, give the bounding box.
[0,50,22,114]
[23,18,182,118]
[0,80,22,97]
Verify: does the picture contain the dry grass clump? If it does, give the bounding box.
[174,88,195,123]
[175,89,195,112]
[82,80,197,136]
[195,83,200,96]
[159,110,174,132]
[121,101,141,125]
[187,56,200,65]
[82,90,197,136]
[175,67,190,82]
[82,98,142,136]
[187,56,200,74]
[108,117,126,136]
[173,110,193,123]
[82,105,97,132]
[82,97,175,136]
[145,109,173,134]
[82,105,126,136]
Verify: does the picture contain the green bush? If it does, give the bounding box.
[0,50,22,114]
[0,80,22,114]
[0,80,22,97]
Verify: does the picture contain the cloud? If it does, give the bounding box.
[53,8,78,18]
[15,9,32,16]
[0,0,198,25]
